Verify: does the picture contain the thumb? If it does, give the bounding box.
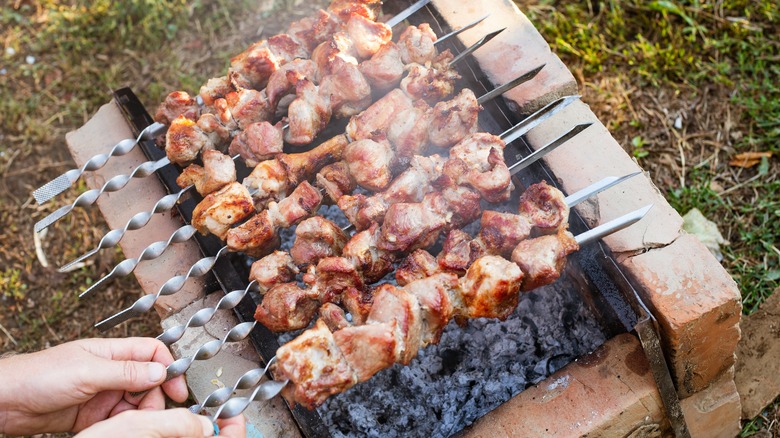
[81,357,167,393]
[76,409,215,438]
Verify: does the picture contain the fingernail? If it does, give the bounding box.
[199,416,215,436]
[148,362,165,383]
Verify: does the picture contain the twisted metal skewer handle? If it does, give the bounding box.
[95,246,230,330]
[60,186,194,272]
[189,357,277,414]
[158,281,258,345]
[32,122,167,204]
[212,379,289,420]
[35,156,172,233]
[79,225,198,299]
[165,320,256,380]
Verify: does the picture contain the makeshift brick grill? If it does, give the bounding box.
[34,0,747,436]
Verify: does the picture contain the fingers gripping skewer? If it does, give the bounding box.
[208,202,655,419]
[188,357,278,414]
[32,122,167,204]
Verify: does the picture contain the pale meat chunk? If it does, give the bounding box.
[437,229,484,274]
[319,62,372,118]
[345,15,391,58]
[211,97,237,131]
[346,89,412,141]
[316,161,356,201]
[455,255,524,320]
[341,223,393,283]
[165,116,214,165]
[290,217,348,267]
[266,59,318,107]
[229,41,280,90]
[285,77,332,146]
[191,182,255,240]
[438,185,482,229]
[225,88,273,130]
[228,121,284,167]
[273,181,323,227]
[320,302,351,332]
[276,319,358,409]
[249,251,299,293]
[446,133,512,202]
[359,42,404,91]
[519,181,570,233]
[226,210,278,258]
[254,283,319,332]
[312,256,364,303]
[287,9,340,52]
[379,192,448,252]
[402,273,457,345]
[387,100,433,163]
[155,91,198,125]
[243,158,288,209]
[332,322,397,382]
[199,76,232,108]
[400,63,459,105]
[311,32,358,79]
[511,229,579,292]
[196,113,231,152]
[479,210,533,257]
[327,0,381,22]
[366,285,423,364]
[267,34,308,64]
[397,23,438,65]
[344,138,394,192]
[341,287,373,325]
[176,150,236,196]
[428,89,481,149]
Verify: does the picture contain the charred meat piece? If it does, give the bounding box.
[341,223,394,283]
[436,229,485,274]
[155,91,198,125]
[290,217,349,267]
[256,283,321,332]
[346,89,412,142]
[400,62,459,105]
[344,138,394,192]
[311,32,359,78]
[320,302,351,332]
[176,150,236,196]
[228,121,284,167]
[395,249,440,286]
[312,256,365,304]
[191,182,255,240]
[285,77,332,146]
[359,42,404,92]
[165,116,214,166]
[511,229,579,291]
[479,210,533,257]
[316,161,356,201]
[397,23,438,65]
[249,251,299,293]
[428,89,481,149]
[229,41,280,90]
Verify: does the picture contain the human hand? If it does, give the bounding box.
[74,409,247,438]
[0,337,188,436]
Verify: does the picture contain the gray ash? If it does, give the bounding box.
[315,278,606,437]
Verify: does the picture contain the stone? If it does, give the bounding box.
[462,334,667,437]
[431,0,578,114]
[680,368,742,438]
[621,233,742,397]
[735,289,780,419]
[65,102,208,317]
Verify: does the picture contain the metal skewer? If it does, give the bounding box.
[32,122,167,205]
[206,201,655,420]
[189,357,277,414]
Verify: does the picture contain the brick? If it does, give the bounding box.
[65,102,207,318]
[462,334,667,437]
[162,296,301,437]
[680,368,741,438]
[431,0,578,114]
[621,233,742,397]
[734,289,780,419]
[522,100,684,253]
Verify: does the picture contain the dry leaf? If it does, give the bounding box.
[729,151,772,168]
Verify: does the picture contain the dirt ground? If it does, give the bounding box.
[0,0,778,436]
